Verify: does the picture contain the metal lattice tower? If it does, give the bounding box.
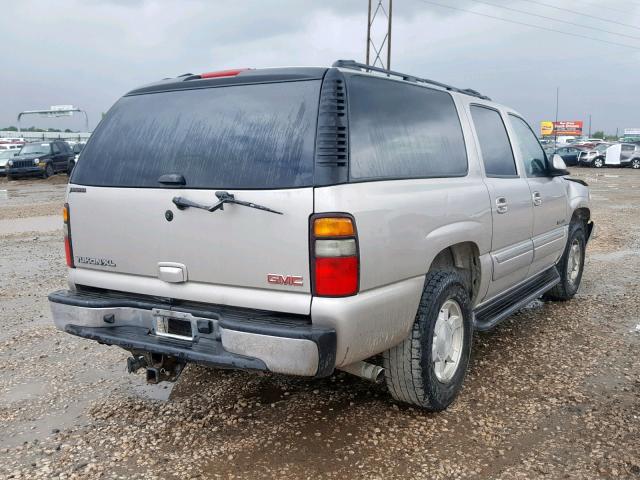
[366,0,393,70]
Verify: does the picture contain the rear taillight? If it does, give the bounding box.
[63,203,74,268]
[311,215,359,297]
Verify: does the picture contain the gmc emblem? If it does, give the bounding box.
[267,274,303,287]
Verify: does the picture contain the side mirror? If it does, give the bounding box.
[549,154,569,176]
[552,154,567,170]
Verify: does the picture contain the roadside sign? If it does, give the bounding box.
[50,105,74,117]
[540,120,583,136]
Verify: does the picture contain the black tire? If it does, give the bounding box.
[383,271,473,411]
[631,158,640,169]
[43,163,54,179]
[67,160,75,175]
[544,222,586,301]
[593,157,604,168]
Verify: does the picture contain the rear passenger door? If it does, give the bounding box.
[469,105,533,300]
[621,144,635,164]
[508,115,568,277]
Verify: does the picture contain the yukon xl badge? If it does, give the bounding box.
[267,274,303,287]
[77,257,117,268]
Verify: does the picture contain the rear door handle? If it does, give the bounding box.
[496,197,508,214]
[532,191,543,206]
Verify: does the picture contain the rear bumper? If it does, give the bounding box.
[48,289,336,377]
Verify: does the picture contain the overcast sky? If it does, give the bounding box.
[1,0,639,134]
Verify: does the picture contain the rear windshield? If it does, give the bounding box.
[72,80,320,189]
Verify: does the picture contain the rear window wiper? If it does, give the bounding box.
[172,191,283,215]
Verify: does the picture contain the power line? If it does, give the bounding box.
[416,0,640,51]
[571,0,636,15]
[518,0,640,31]
[471,0,640,41]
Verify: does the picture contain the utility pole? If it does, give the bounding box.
[554,87,559,149]
[366,0,393,69]
[588,114,592,137]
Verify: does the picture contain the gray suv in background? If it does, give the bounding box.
[49,60,593,411]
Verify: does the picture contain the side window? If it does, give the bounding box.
[470,105,517,177]
[348,75,468,180]
[52,143,61,154]
[509,115,549,177]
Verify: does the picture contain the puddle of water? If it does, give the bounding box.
[0,215,60,235]
[0,189,7,200]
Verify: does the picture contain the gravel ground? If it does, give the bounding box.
[0,170,639,479]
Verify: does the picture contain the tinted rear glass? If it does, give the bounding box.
[347,75,468,180]
[72,81,320,189]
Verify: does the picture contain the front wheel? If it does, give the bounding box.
[544,222,586,301]
[593,157,604,168]
[43,163,54,179]
[631,158,640,169]
[383,271,473,411]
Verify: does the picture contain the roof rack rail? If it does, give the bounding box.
[332,59,491,101]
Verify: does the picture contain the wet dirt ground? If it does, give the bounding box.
[0,170,638,479]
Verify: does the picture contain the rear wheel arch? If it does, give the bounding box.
[428,242,481,303]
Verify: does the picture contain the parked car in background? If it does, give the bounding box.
[49,61,593,411]
[0,149,17,176]
[549,145,583,166]
[72,142,85,156]
[6,140,75,180]
[67,142,85,173]
[578,143,610,167]
[617,144,640,169]
[580,143,640,168]
[0,144,22,151]
[0,137,25,145]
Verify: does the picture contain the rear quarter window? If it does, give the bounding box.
[347,75,468,180]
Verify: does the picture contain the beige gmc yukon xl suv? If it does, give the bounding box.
[49,61,594,411]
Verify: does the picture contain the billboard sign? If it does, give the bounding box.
[540,120,583,137]
[49,105,75,117]
[624,128,640,136]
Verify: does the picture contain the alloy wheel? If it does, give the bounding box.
[432,299,464,383]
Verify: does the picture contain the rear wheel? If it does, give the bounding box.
[544,222,586,301]
[593,157,604,168]
[383,271,473,411]
[631,158,640,169]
